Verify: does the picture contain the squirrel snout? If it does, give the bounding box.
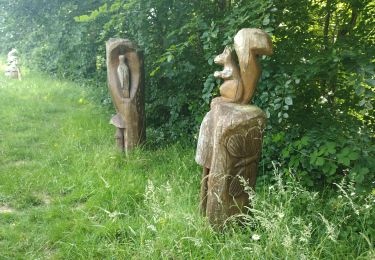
[214,56,219,64]
[214,55,223,64]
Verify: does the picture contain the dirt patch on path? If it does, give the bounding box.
[0,205,16,214]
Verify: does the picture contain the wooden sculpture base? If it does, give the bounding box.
[5,68,21,80]
[196,100,266,227]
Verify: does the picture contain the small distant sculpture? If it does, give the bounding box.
[196,28,273,228]
[4,48,22,80]
[7,48,18,59]
[106,39,145,153]
[117,55,130,98]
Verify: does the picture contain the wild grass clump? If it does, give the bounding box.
[238,164,375,259]
[0,68,373,259]
[125,162,374,259]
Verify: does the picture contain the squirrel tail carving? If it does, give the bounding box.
[234,28,273,104]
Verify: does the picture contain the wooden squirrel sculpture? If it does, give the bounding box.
[213,28,273,104]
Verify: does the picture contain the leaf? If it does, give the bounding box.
[263,70,270,78]
[315,157,324,166]
[337,153,350,166]
[342,158,350,166]
[325,142,336,154]
[264,27,274,33]
[150,67,160,77]
[323,162,338,175]
[310,151,318,164]
[340,147,351,156]
[355,86,365,95]
[355,173,365,183]
[365,79,375,86]
[262,17,270,26]
[74,3,107,22]
[167,54,173,62]
[285,96,293,105]
[365,102,373,109]
[266,110,270,118]
[300,136,309,146]
[348,151,359,161]
[359,167,369,175]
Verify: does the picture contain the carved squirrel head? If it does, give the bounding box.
[214,46,233,65]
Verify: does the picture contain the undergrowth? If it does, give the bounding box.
[0,66,373,259]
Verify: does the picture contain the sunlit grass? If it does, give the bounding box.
[0,68,373,259]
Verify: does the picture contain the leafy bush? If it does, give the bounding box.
[261,128,375,190]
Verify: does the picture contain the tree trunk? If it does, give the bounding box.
[323,0,332,49]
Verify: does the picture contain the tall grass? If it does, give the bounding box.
[0,66,373,259]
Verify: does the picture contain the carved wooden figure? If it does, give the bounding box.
[106,39,145,153]
[213,28,272,104]
[196,28,272,228]
[117,55,130,98]
[5,48,21,80]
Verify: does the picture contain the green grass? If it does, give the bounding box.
[0,65,374,259]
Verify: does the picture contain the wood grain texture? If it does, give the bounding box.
[196,101,266,228]
[106,39,145,153]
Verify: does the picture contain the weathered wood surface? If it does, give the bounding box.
[196,28,272,228]
[196,101,266,227]
[213,28,272,104]
[106,39,145,153]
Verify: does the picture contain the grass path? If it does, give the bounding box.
[0,67,374,259]
[0,69,200,258]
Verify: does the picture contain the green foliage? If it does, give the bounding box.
[0,1,105,80]
[262,128,374,189]
[0,0,374,189]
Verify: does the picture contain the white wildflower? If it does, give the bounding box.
[147,224,157,232]
[251,234,261,241]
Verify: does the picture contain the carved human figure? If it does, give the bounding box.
[5,48,21,80]
[117,55,130,98]
[196,28,272,228]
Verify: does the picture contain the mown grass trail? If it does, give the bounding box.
[0,68,200,258]
[0,67,374,259]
